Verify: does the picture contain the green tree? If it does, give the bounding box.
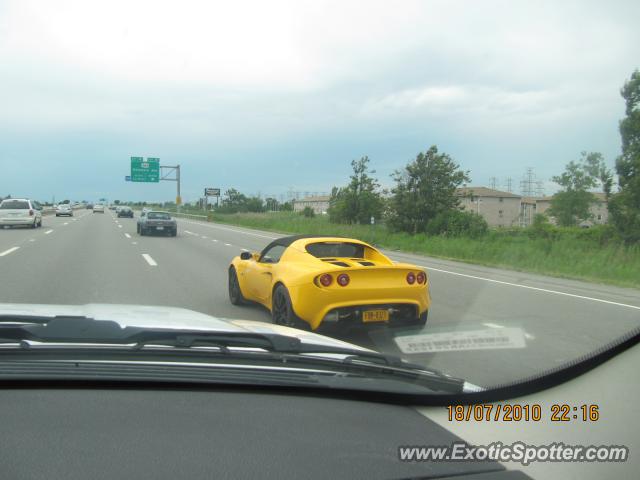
[265,197,279,211]
[387,146,470,234]
[609,70,640,242]
[548,152,610,226]
[245,196,264,213]
[425,210,488,238]
[302,206,315,218]
[328,156,383,224]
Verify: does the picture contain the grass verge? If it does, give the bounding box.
[174,210,640,289]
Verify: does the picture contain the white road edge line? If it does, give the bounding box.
[179,220,277,239]
[142,254,157,266]
[0,247,19,257]
[420,265,640,311]
[118,225,123,228]
[125,233,131,239]
[44,230,53,234]
[224,243,232,246]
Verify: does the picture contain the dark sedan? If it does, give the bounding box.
[137,211,177,236]
[117,206,134,218]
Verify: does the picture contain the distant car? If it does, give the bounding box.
[117,206,134,218]
[109,205,117,211]
[93,204,105,213]
[137,211,177,236]
[86,203,94,209]
[55,204,73,217]
[229,235,430,331]
[0,198,43,228]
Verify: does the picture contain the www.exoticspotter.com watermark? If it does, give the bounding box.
[398,442,628,466]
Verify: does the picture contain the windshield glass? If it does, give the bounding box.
[147,212,171,220]
[306,242,365,259]
[0,1,638,405]
[1,200,29,209]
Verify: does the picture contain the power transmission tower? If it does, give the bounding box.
[505,177,513,193]
[520,168,536,197]
[489,177,498,190]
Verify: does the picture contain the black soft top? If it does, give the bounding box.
[260,235,348,256]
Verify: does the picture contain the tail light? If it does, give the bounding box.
[337,273,350,286]
[28,209,34,216]
[319,274,333,287]
[406,272,416,284]
[416,271,426,284]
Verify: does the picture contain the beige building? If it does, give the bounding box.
[528,192,608,226]
[293,195,331,214]
[456,187,522,228]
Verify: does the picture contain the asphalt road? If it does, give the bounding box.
[1,210,639,388]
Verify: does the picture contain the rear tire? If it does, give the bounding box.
[272,285,307,329]
[228,267,247,305]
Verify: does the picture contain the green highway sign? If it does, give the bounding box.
[131,157,160,183]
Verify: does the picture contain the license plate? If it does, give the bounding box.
[362,310,389,323]
[156,226,164,230]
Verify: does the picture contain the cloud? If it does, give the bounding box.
[0,0,638,200]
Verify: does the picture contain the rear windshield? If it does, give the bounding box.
[0,200,29,209]
[306,242,365,258]
[148,212,171,220]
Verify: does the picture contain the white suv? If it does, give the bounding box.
[0,198,43,228]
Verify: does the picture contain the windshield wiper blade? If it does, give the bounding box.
[0,316,464,392]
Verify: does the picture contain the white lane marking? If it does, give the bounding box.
[29,239,35,242]
[211,239,218,242]
[142,254,157,266]
[118,225,123,228]
[524,333,536,340]
[132,241,138,245]
[0,247,19,257]
[125,233,131,239]
[179,220,277,239]
[63,222,69,225]
[224,243,232,246]
[44,230,53,235]
[201,235,207,239]
[241,248,250,252]
[483,322,503,329]
[420,265,640,311]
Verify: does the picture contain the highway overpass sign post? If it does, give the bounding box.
[128,157,181,212]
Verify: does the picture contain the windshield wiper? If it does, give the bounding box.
[0,316,464,392]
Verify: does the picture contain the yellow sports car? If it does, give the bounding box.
[228,235,430,331]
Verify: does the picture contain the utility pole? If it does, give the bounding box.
[490,177,498,190]
[505,177,513,193]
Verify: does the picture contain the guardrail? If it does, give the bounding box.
[130,207,209,222]
[170,212,208,220]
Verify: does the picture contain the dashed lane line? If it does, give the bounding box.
[142,254,157,266]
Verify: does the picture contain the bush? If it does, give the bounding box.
[425,210,488,238]
[302,206,315,218]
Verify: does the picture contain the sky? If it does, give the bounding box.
[0,0,638,203]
